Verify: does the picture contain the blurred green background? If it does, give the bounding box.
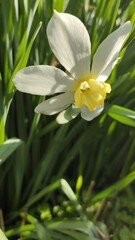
[0,0,135,239]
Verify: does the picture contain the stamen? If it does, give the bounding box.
[80,81,90,91]
[74,78,111,111]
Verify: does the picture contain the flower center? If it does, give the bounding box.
[74,77,111,111]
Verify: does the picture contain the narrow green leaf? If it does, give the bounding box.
[25,180,61,208]
[49,221,100,240]
[7,21,42,95]
[0,116,5,144]
[92,171,135,202]
[36,222,48,240]
[14,31,27,66]
[0,138,23,165]
[0,73,3,107]
[14,0,19,21]
[108,0,120,33]
[3,21,42,128]
[27,0,41,37]
[53,0,65,12]
[107,105,135,127]
[57,229,99,240]
[65,0,82,15]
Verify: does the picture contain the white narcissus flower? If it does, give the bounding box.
[13,11,132,124]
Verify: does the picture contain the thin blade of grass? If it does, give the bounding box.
[92,171,135,202]
[107,104,135,127]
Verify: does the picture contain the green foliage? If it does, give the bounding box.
[0,0,135,239]
[108,188,135,239]
[0,138,23,165]
[92,172,135,202]
[107,105,135,127]
[6,219,102,240]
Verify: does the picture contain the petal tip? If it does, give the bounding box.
[81,105,104,121]
[122,20,132,33]
[34,106,39,113]
[53,9,60,17]
[53,9,58,13]
[125,20,132,26]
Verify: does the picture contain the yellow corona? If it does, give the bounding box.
[74,77,111,111]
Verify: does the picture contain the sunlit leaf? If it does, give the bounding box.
[0,138,23,165]
[48,221,101,240]
[92,171,135,202]
[107,105,135,127]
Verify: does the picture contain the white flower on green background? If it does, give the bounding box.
[13,11,132,124]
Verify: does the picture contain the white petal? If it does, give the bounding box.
[81,105,104,121]
[91,21,132,82]
[56,105,80,124]
[35,92,74,115]
[47,11,91,79]
[96,58,119,82]
[14,65,74,95]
